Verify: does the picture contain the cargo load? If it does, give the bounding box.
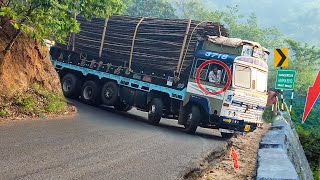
[53,15,228,80]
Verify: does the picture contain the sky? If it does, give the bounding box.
[202,0,320,44]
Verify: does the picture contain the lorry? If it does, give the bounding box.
[50,15,269,138]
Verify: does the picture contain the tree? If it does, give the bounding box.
[0,0,125,54]
[222,6,284,49]
[125,0,177,18]
[176,0,224,22]
[176,1,283,49]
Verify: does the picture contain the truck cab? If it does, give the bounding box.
[179,36,269,138]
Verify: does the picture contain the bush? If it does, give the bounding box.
[9,83,67,116]
[15,94,37,113]
[296,125,320,180]
[45,94,66,113]
[262,106,275,123]
[31,83,66,113]
[0,106,10,117]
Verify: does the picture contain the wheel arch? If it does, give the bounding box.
[183,96,210,123]
[148,90,171,108]
[59,68,84,81]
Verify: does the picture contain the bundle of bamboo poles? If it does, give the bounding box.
[65,15,228,75]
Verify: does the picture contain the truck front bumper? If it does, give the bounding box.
[211,116,257,133]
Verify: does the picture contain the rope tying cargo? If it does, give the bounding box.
[99,18,109,57]
[128,17,144,71]
[177,21,207,78]
[176,19,191,78]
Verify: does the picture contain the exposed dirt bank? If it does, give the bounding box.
[184,124,270,180]
[198,124,270,180]
[0,18,74,119]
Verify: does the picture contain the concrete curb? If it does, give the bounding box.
[256,114,313,180]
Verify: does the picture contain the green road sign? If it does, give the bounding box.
[275,70,296,90]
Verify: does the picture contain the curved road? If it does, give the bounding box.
[0,101,227,180]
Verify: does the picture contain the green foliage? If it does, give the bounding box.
[10,83,67,115]
[125,0,177,18]
[221,6,284,49]
[31,83,66,113]
[0,0,125,44]
[288,93,320,179]
[262,106,275,123]
[0,106,10,117]
[296,125,320,179]
[15,93,37,113]
[176,1,283,49]
[45,94,66,113]
[285,39,320,95]
[176,0,224,22]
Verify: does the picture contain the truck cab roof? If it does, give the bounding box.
[202,36,269,62]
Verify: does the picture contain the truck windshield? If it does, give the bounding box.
[256,70,267,92]
[191,58,232,87]
[234,65,251,89]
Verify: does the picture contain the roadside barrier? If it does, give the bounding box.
[256,102,313,180]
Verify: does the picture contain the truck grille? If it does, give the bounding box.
[229,93,267,123]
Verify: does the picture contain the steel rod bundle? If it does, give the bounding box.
[62,15,228,76]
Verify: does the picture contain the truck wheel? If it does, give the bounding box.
[61,73,80,98]
[184,105,200,134]
[221,132,234,139]
[148,98,163,125]
[101,81,119,106]
[80,80,100,105]
[114,101,133,112]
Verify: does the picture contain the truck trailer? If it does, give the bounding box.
[50,15,269,138]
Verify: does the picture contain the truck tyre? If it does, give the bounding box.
[114,101,133,112]
[101,81,119,106]
[61,73,80,98]
[148,98,164,125]
[178,104,188,125]
[80,80,100,105]
[221,132,234,139]
[184,105,200,134]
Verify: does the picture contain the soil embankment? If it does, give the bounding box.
[198,124,270,180]
[0,20,74,119]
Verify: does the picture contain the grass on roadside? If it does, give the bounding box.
[262,106,275,123]
[1,83,67,118]
[31,83,67,113]
[0,106,10,117]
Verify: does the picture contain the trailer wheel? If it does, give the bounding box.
[114,101,133,112]
[148,98,163,125]
[101,81,119,106]
[184,105,200,134]
[61,73,80,98]
[80,80,100,105]
[221,132,234,139]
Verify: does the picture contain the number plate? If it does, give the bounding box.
[244,125,251,132]
[219,129,234,133]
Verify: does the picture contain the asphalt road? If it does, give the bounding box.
[0,100,227,180]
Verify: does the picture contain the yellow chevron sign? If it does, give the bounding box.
[274,48,288,67]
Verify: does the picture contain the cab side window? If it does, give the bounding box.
[192,59,209,81]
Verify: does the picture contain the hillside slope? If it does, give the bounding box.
[0,24,61,96]
[0,21,70,118]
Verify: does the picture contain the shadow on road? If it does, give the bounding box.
[98,105,225,141]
